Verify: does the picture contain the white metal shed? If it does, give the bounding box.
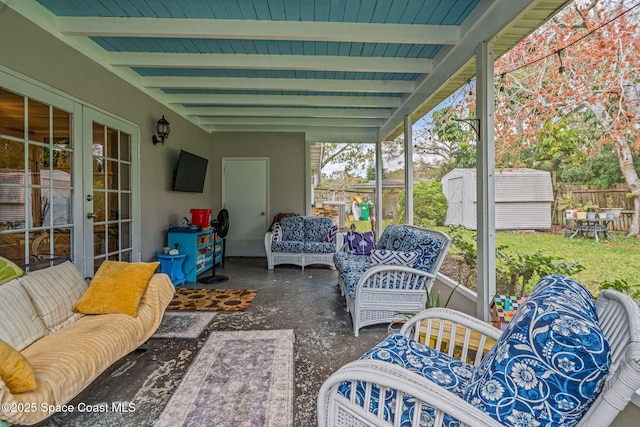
[441,168,553,230]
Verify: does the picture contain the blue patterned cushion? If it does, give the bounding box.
[376,224,396,250]
[333,252,369,277]
[333,252,371,298]
[369,249,417,267]
[380,224,406,251]
[303,241,336,253]
[323,225,338,242]
[379,226,443,273]
[272,222,283,242]
[402,228,443,273]
[347,231,375,255]
[271,240,304,253]
[339,334,475,427]
[463,275,610,427]
[343,271,364,298]
[304,216,334,242]
[279,216,304,241]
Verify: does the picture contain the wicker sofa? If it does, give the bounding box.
[0,261,174,425]
[264,215,344,270]
[334,225,451,336]
[318,275,640,427]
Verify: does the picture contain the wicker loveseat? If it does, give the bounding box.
[318,275,640,427]
[265,216,344,270]
[334,225,451,336]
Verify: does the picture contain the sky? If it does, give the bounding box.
[321,82,474,176]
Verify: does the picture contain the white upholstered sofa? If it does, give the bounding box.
[0,261,174,425]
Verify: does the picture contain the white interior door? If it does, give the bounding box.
[222,157,268,256]
[82,108,139,275]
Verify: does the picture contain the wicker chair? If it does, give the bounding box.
[318,277,640,427]
[334,225,451,337]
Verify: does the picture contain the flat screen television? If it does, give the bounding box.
[173,150,209,193]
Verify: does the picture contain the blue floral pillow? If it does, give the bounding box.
[463,275,610,427]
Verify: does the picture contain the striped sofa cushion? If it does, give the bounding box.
[19,261,88,334]
[0,279,47,350]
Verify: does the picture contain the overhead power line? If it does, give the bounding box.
[498,1,640,76]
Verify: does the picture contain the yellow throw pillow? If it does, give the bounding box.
[0,256,25,286]
[0,339,36,394]
[73,261,159,317]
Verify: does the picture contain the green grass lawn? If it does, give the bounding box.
[454,229,640,295]
[344,221,639,295]
[505,231,640,291]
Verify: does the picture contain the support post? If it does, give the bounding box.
[476,41,496,322]
[375,140,383,238]
[404,114,413,225]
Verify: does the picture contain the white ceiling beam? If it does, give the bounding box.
[167,93,401,108]
[197,117,383,127]
[185,107,392,119]
[109,52,432,74]
[142,76,414,93]
[304,128,379,143]
[207,125,379,143]
[57,17,460,45]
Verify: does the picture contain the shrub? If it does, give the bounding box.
[448,225,585,295]
[398,180,448,227]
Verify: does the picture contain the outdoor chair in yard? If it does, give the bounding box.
[318,275,640,427]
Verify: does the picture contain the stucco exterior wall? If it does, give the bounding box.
[210,132,306,220]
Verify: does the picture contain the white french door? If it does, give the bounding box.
[0,69,140,277]
[82,108,140,275]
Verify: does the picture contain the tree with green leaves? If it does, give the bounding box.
[514,120,586,185]
[397,180,448,227]
[321,143,375,175]
[413,108,476,176]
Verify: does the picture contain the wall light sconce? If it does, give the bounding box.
[152,115,170,145]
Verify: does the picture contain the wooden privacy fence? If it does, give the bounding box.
[553,184,634,232]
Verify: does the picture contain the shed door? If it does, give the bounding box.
[448,177,464,225]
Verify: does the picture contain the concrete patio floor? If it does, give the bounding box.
[31,257,387,427]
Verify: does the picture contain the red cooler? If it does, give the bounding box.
[190,209,212,227]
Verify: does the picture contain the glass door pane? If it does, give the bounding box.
[90,122,133,273]
[0,86,74,268]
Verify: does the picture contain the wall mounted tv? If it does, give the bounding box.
[173,150,209,193]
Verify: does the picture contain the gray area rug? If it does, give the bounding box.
[155,329,295,427]
[152,311,217,339]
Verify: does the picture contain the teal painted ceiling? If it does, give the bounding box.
[7,0,570,142]
[35,0,478,23]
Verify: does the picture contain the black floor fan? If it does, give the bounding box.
[198,209,229,284]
